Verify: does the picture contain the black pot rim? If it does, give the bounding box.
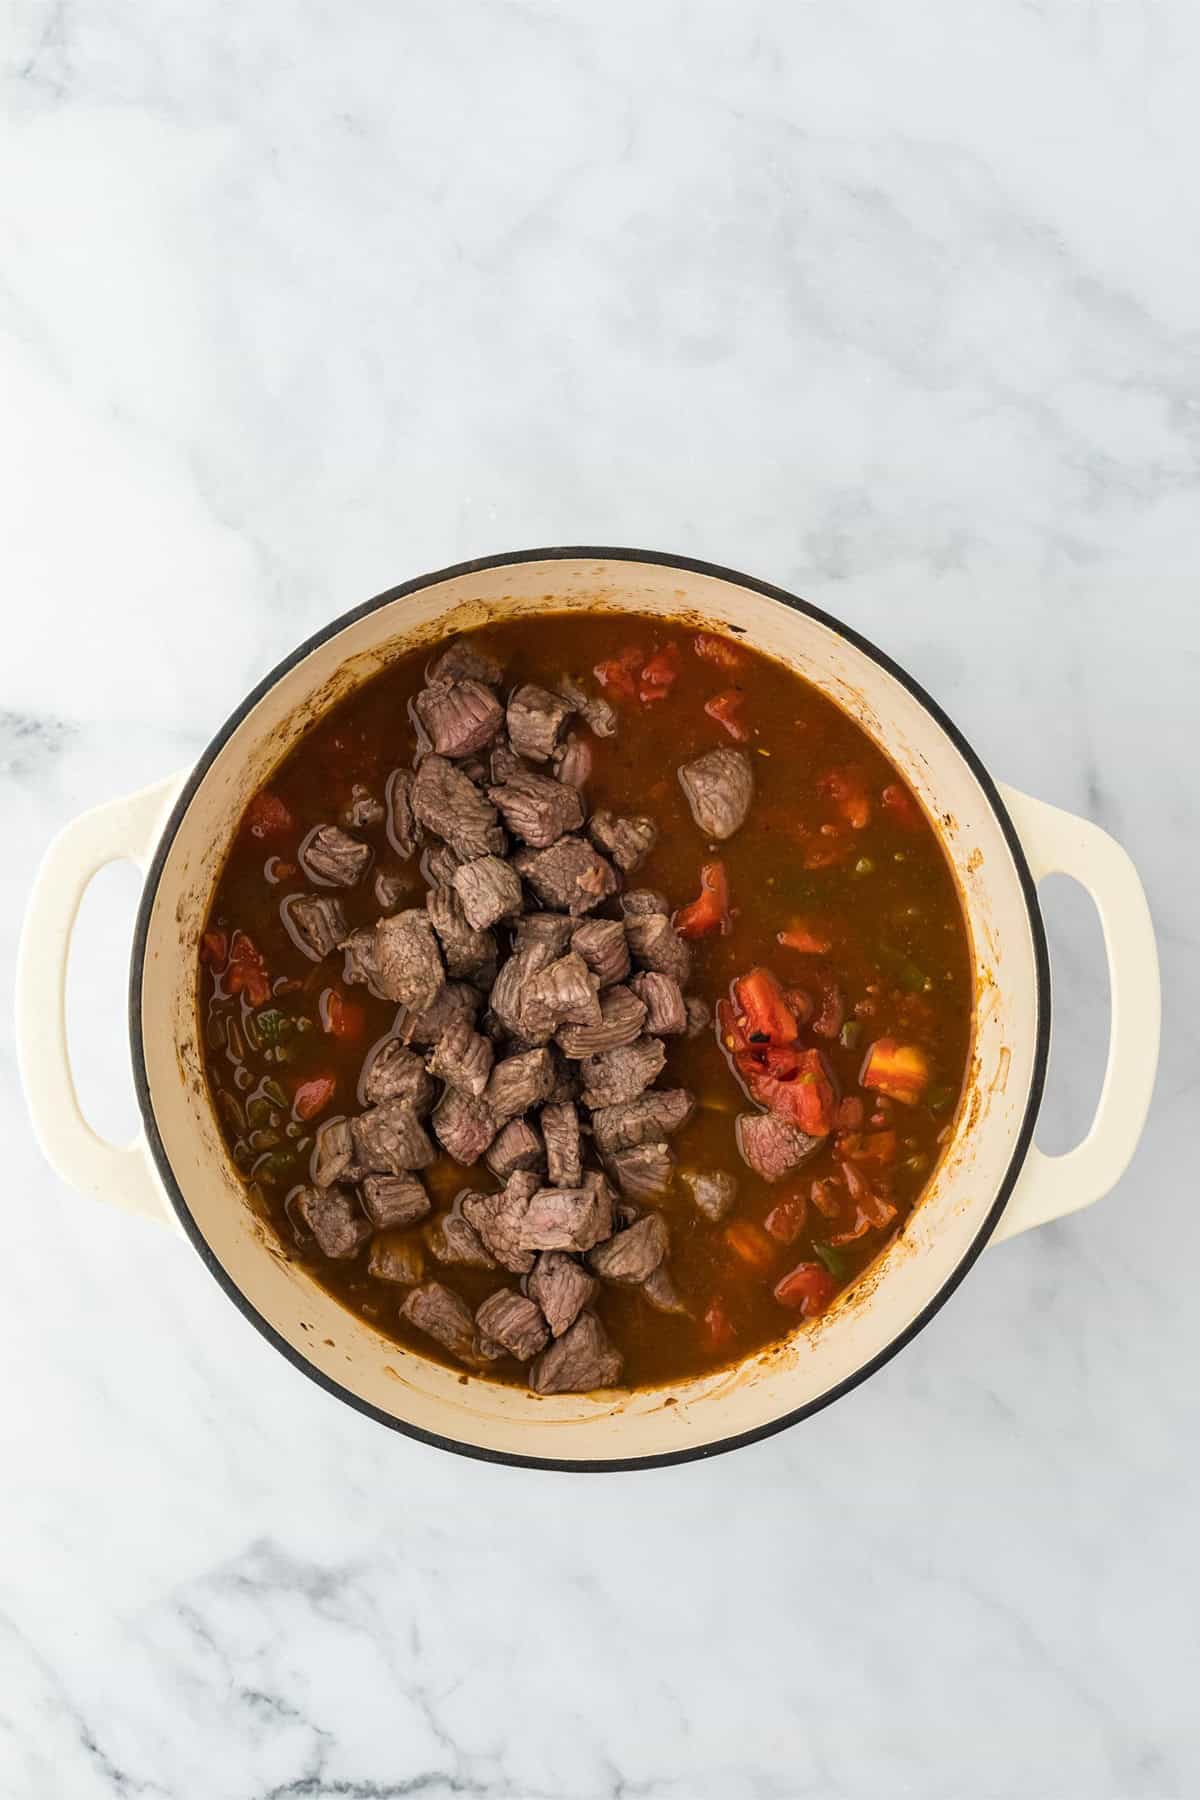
[128,545,1051,1474]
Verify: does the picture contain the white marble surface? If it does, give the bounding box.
[2,2,1197,1794]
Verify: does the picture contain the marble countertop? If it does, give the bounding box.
[3,3,1197,1795]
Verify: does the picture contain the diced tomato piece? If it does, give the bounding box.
[732,968,799,1047]
[701,1296,736,1351]
[244,792,294,840]
[777,918,832,955]
[225,931,271,1006]
[835,1130,898,1167]
[810,1177,842,1218]
[594,646,643,700]
[861,1038,930,1106]
[293,1075,337,1121]
[199,929,228,967]
[724,1219,776,1275]
[639,643,681,703]
[830,1177,898,1243]
[784,986,814,1027]
[810,977,845,1039]
[745,1049,836,1136]
[693,632,747,672]
[818,766,871,830]
[774,1261,838,1315]
[882,783,922,830]
[321,989,365,1042]
[717,996,750,1057]
[674,861,732,939]
[834,1096,865,1132]
[764,1191,808,1244]
[704,689,750,742]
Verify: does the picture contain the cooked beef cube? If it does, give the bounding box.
[579,1036,666,1109]
[292,1184,371,1259]
[684,994,712,1039]
[432,1087,500,1165]
[570,918,630,988]
[488,764,584,848]
[507,683,572,762]
[629,971,687,1036]
[485,1047,557,1118]
[423,841,465,889]
[368,1234,425,1284]
[452,855,523,930]
[556,984,647,1058]
[588,1212,669,1284]
[372,910,445,1012]
[475,1289,549,1361]
[282,893,347,961]
[359,1038,436,1113]
[621,888,670,918]
[526,953,601,1030]
[489,741,525,783]
[339,784,385,831]
[588,810,658,873]
[679,747,754,840]
[399,1281,479,1364]
[735,1112,824,1182]
[530,1311,623,1394]
[415,678,504,759]
[541,1101,582,1187]
[516,1182,614,1253]
[411,755,505,858]
[623,910,692,984]
[485,1116,545,1181]
[340,926,384,996]
[352,1100,437,1173]
[385,768,419,859]
[514,836,617,915]
[426,1015,494,1097]
[426,884,496,979]
[488,947,556,1046]
[558,675,617,738]
[553,733,593,790]
[429,640,504,687]
[604,1141,675,1198]
[311,1117,355,1189]
[426,1208,497,1269]
[299,824,372,888]
[681,1168,738,1221]
[461,1176,538,1273]
[641,1264,689,1315]
[395,978,480,1047]
[514,912,575,956]
[545,1049,579,1104]
[360,1171,431,1230]
[591,1089,695,1153]
[528,1251,597,1338]
[373,868,409,913]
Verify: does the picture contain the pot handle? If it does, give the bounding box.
[16,774,188,1228]
[991,785,1160,1242]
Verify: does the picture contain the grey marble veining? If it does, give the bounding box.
[2,2,1198,1795]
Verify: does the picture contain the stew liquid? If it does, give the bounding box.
[198,614,973,1390]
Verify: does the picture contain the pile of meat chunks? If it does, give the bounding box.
[286,639,756,1394]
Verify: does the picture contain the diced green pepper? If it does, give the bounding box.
[814,1242,849,1279]
[839,1020,863,1051]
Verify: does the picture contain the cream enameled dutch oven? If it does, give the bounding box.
[17,550,1161,1470]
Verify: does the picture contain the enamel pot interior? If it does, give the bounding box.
[134,552,1046,1468]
